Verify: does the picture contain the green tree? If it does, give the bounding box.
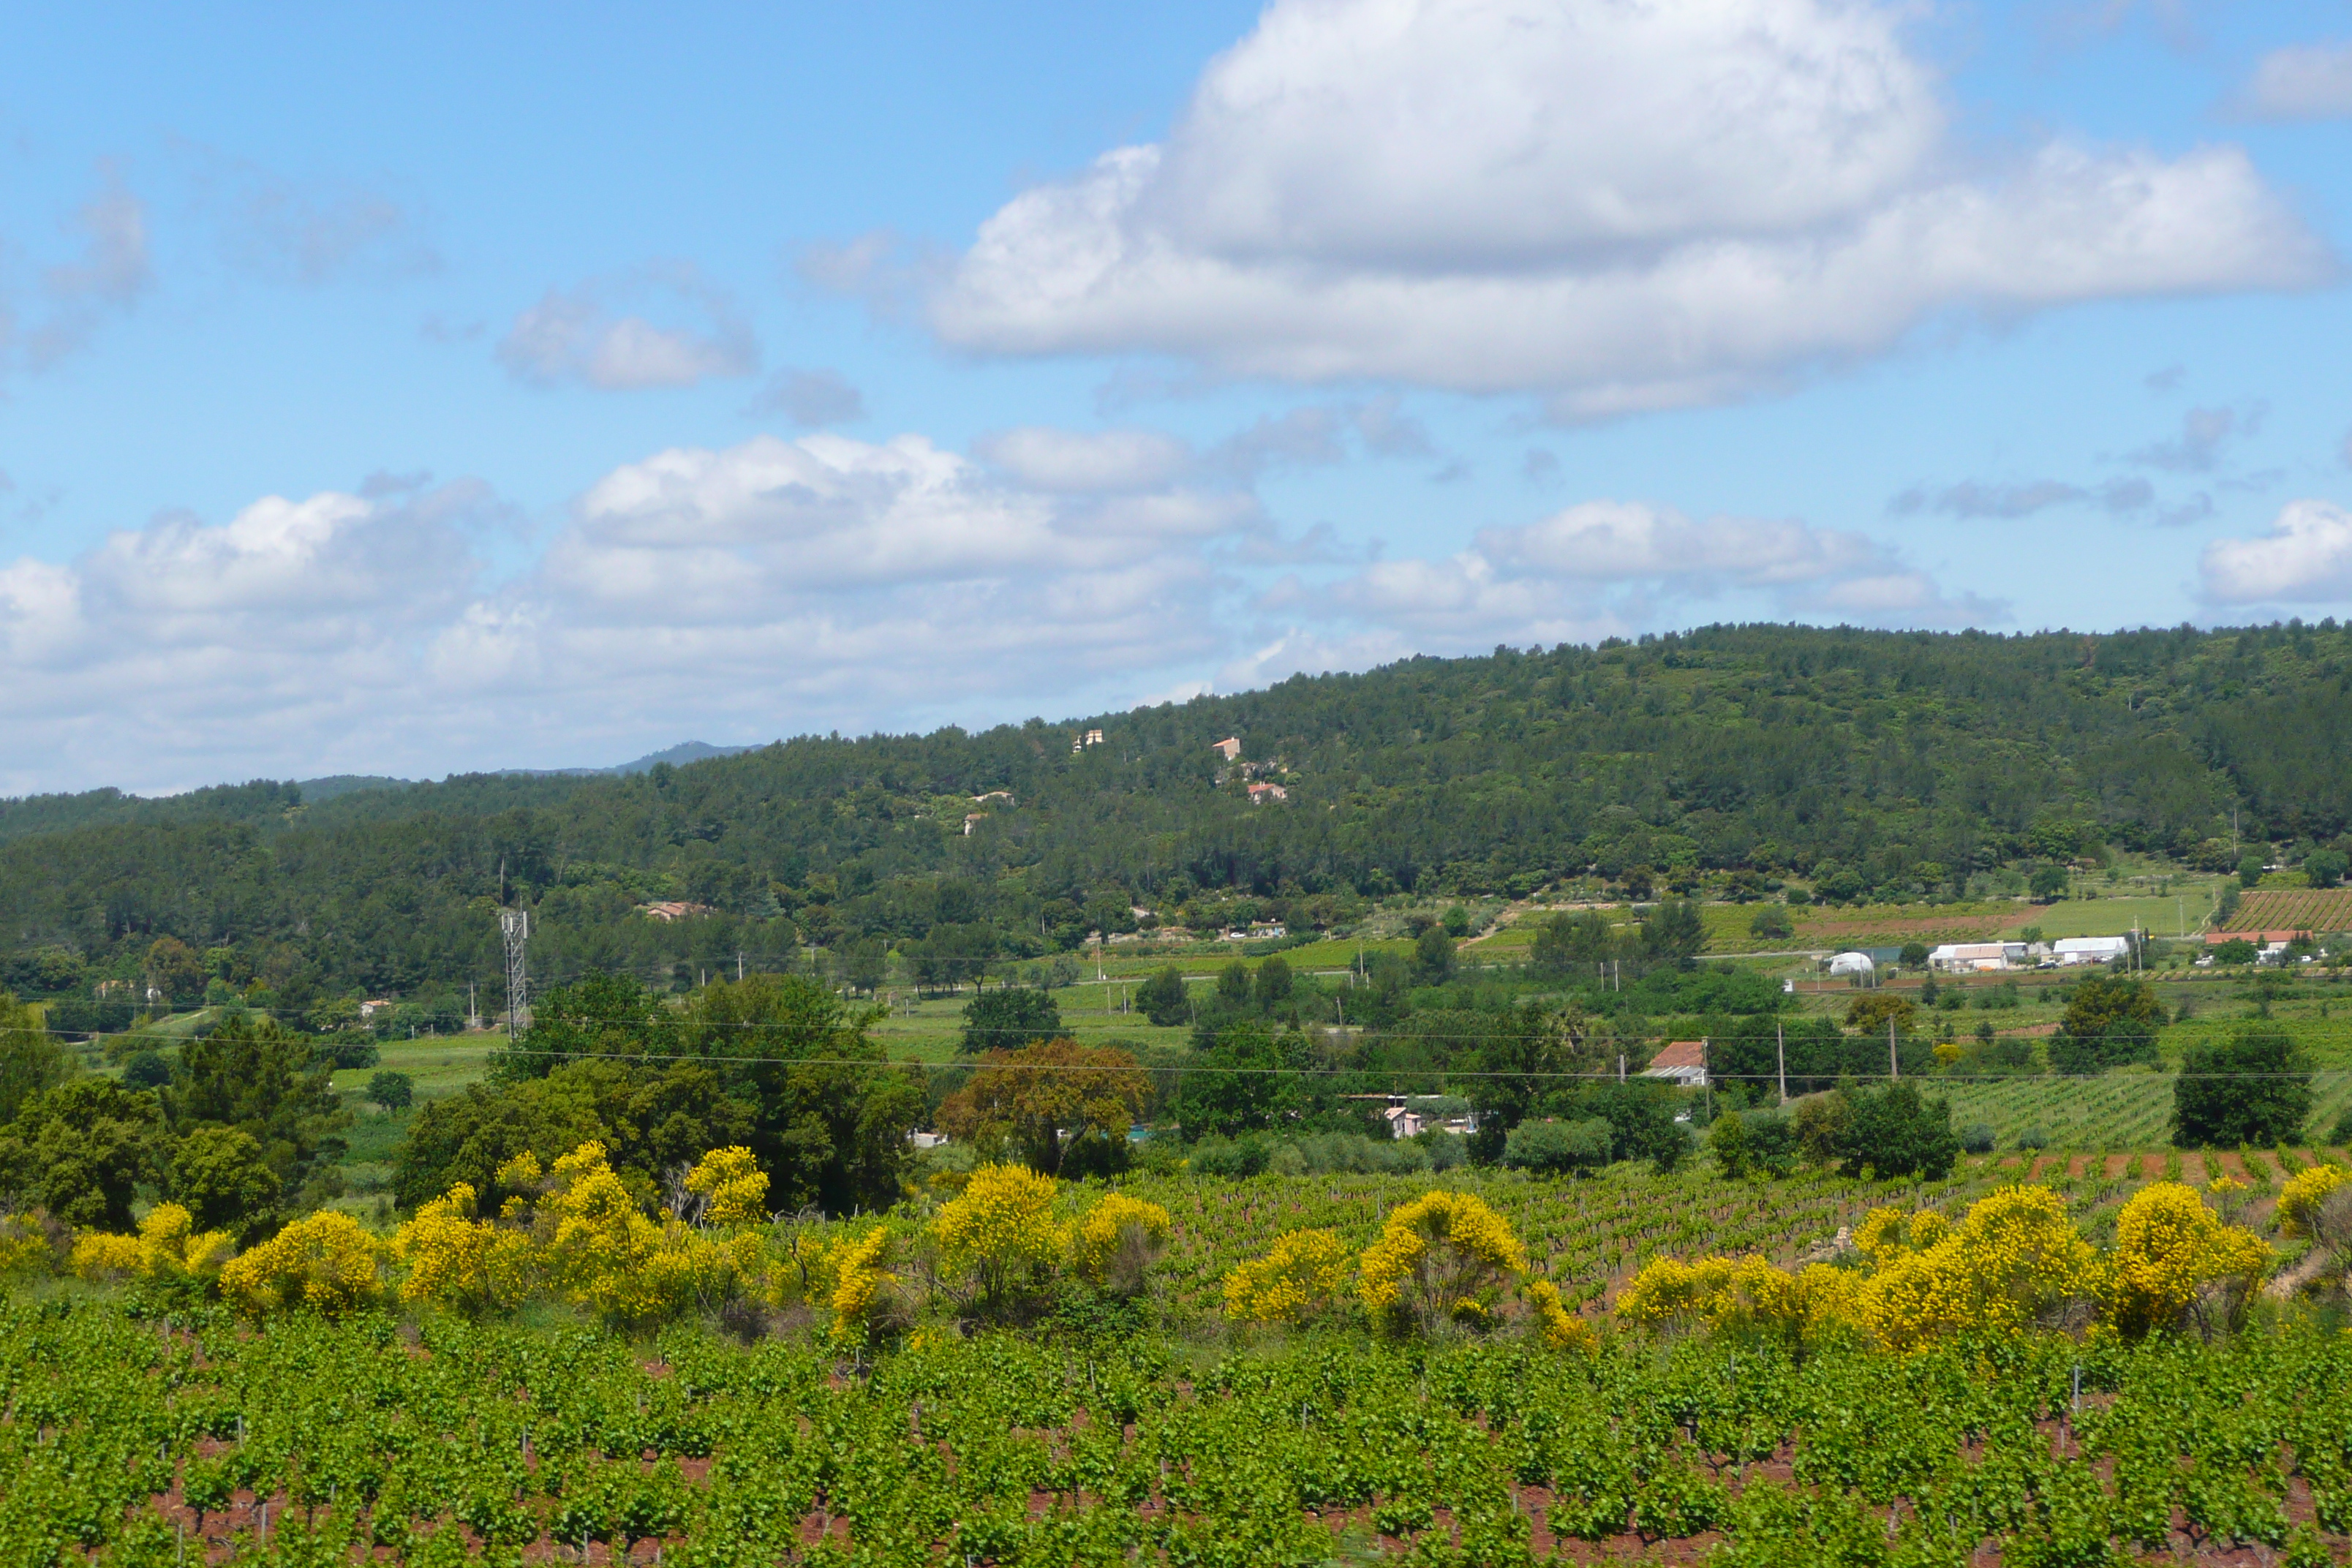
[2239,852,2267,888]
[168,1014,350,1200]
[168,1124,281,1240]
[0,1078,167,1229]
[122,1050,172,1090]
[1502,1117,1610,1175]
[1254,955,1294,1011]
[367,1070,415,1112]
[1135,965,1190,1027]
[2306,848,2348,889]
[496,970,671,1081]
[2173,1027,2311,1147]
[1899,941,1930,970]
[1215,960,1253,1007]
[145,936,207,1009]
[1641,900,1704,967]
[959,987,1061,1055]
[841,937,888,996]
[2049,973,2163,1074]
[1820,1082,1960,1180]
[2029,865,2069,902]
[682,973,924,1214]
[1747,905,1793,941]
[1529,910,1613,977]
[1178,1022,1304,1139]
[1412,926,1457,986]
[0,990,70,1126]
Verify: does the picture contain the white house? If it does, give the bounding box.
[1929,942,2025,973]
[1826,951,1875,977]
[1642,1040,1709,1088]
[2052,935,2131,967]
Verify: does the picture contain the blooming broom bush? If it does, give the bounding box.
[1224,1229,1353,1324]
[69,1204,234,1287]
[392,1182,536,1316]
[932,1162,1066,1317]
[2102,1180,2270,1338]
[218,1211,384,1316]
[1069,1191,1171,1295]
[1358,1190,1531,1333]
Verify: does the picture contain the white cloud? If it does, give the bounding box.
[0,431,1270,791]
[2199,499,2352,603]
[929,0,2328,415]
[1310,500,2002,647]
[497,263,758,390]
[973,427,1193,491]
[2240,41,2352,121]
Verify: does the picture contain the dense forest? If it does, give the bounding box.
[2,620,2349,1013]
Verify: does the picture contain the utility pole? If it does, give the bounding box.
[1776,1019,1787,1106]
[737,951,745,983]
[1888,1017,1899,1082]
[500,908,530,1037]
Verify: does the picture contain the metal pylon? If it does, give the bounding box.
[500,908,531,1036]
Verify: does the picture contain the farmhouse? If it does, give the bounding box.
[1642,1040,1708,1088]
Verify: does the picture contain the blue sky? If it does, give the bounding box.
[4,0,2351,793]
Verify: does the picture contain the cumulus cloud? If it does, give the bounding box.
[497,263,758,390]
[1316,500,2003,647]
[2200,499,2352,603]
[0,431,1274,790]
[0,483,490,778]
[2239,41,2352,121]
[974,427,1193,492]
[927,0,2328,415]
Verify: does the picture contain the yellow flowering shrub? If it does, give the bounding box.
[0,1213,52,1277]
[2103,1181,2271,1338]
[683,1146,769,1227]
[1358,1191,1530,1333]
[392,1183,537,1316]
[1613,1254,1864,1347]
[69,1231,143,1281]
[823,1227,913,1345]
[1525,1278,1598,1352]
[1224,1229,1354,1324]
[1069,1192,1171,1293]
[2276,1163,2349,1240]
[217,1211,384,1316]
[538,1142,750,1325]
[931,1162,1066,1315]
[1854,1205,1948,1265]
[1857,1188,2097,1352]
[71,1204,234,1285]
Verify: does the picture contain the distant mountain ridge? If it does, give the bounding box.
[0,742,760,841]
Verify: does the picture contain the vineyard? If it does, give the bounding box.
[3,1292,2349,1564]
[2223,889,2352,935]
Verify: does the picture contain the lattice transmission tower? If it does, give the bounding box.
[500,908,531,1037]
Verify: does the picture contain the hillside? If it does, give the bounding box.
[1,620,2348,1007]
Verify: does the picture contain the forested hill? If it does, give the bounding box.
[4,620,2350,1007]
